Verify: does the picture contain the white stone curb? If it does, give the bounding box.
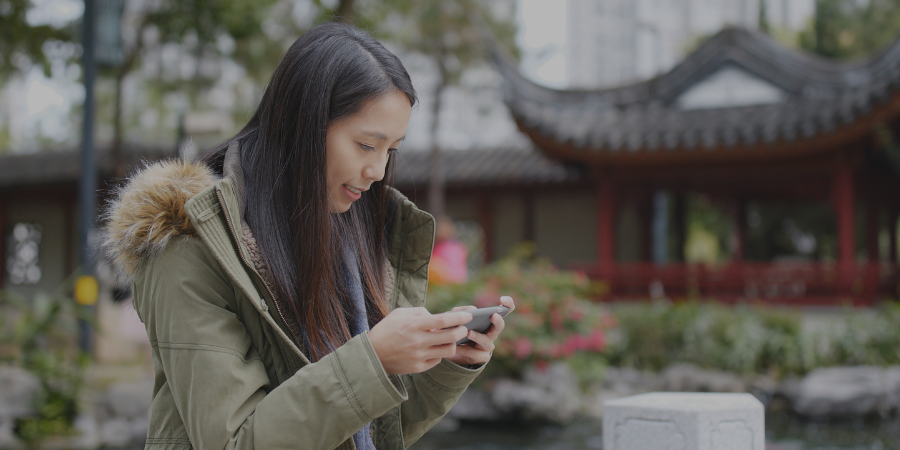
[603,392,764,450]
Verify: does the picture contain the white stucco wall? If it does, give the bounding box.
[675,67,785,110]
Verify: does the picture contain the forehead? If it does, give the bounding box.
[337,90,411,142]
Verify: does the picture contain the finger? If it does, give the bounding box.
[500,296,515,313]
[425,325,469,346]
[485,313,505,340]
[451,305,477,312]
[425,342,457,360]
[393,306,430,318]
[465,329,496,352]
[422,312,472,330]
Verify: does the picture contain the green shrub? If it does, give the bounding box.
[820,302,900,366]
[427,244,615,382]
[605,299,900,376]
[0,279,94,445]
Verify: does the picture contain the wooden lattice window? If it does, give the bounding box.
[6,223,42,285]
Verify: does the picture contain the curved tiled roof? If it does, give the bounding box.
[0,146,174,188]
[0,146,584,190]
[498,27,900,157]
[391,147,585,188]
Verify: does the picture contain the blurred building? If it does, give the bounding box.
[0,147,170,362]
[396,27,900,305]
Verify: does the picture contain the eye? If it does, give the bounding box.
[388,147,399,154]
[359,143,376,151]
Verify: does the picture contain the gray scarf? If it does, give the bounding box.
[299,245,375,450]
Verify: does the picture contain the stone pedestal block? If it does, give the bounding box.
[603,392,764,450]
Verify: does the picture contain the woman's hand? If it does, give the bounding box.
[446,295,515,367]
[368,307,472,374]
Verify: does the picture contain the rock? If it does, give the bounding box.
[64,414,101,450]
[583,389,627,420]
[884,366,900,417]
[100,418,133,448]
[0,366,40,419]
[600,367,658,394]
[747,374,779,407]
[129,416,149,444]
[490,363,580,423]
[448,389,501,421]
[791,366,896,418]
[97,377,153,422]
[658,363,746,393]
[0,417,24,450]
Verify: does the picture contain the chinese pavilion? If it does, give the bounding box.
[490,27,900,305]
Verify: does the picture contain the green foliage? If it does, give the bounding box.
[0,280,94,445]
[685,194,732,263]
[369,0,519,80]
[799,0,900,59]
[427,244,614,382]
[606,300,900,376]
[758,0,771,35]
[0,0,76,80]
[823,302,900,366]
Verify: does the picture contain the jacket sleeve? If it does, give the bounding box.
[135,237,408,450]
[398,359,485,446]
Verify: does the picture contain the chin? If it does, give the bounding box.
[330,202,352,214]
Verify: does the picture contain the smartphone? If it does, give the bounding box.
[455,305,510,345]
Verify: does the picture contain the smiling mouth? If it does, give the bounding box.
[344,185,362,194]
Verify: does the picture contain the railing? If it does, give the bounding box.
[572,262,900,305]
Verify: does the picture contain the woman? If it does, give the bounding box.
[102,22,514,450]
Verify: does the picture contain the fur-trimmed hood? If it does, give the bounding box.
[101,159,218,276]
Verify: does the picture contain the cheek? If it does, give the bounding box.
[326,147,358,185]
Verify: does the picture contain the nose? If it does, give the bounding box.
[363,151,388,182]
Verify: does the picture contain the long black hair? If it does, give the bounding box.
[200,22,417,361]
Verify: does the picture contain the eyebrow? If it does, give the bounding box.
[361,131,406,142]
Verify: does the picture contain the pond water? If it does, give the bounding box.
[412,414,900,450]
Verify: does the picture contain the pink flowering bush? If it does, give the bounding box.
[427,244,616,380]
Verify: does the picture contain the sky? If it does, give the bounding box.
[517,0,568,87]
[9,0,568,149]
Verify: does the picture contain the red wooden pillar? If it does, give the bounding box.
[596,176,617,279]
[833,164,856,294]
[731,199,746,262]
[866,198,881,263]
[478,194,494,263]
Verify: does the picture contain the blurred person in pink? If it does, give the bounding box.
[428,216,469,285]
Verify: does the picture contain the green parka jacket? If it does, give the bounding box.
[102,145,485,450]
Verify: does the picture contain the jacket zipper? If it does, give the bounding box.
[215,189,302,348]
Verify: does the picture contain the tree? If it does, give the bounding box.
[344,0,518,217]
[0,0,76,81]
[799,0,900,59]
[758,0,771,35]
[0,0,78,152]
[102,0,286,176]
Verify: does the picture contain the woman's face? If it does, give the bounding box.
[325,89,411,213]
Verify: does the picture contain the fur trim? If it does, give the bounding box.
[101,159,217,276]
